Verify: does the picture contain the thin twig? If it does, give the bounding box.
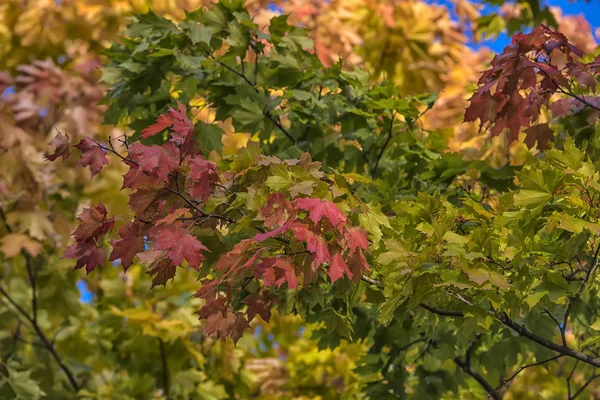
[158,338,170,398]
[495,355,563,391]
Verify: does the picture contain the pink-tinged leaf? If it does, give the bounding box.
[262,257,298,289]
[141,113,174,138]
[328,252,353,283]
[129,142,180,182]
[259,193,293,228]
[289,223,330,267]
[72,203,115,242]
[141,102,194,144]
[64,240,106,274]
[244,291,278,323]
[294,197,346,228]
[186,157,219,202]
[150,222,208,269]
[214,239,254,271]
[348,248,370,280]
[45,130,70,161]
[109,221,146,270]
[254,223,289,241]
[344,227,370,254]
[156,208,191,225]
[170,102,194,144]
[75,137,108,177]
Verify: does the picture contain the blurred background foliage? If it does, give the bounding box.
[0,0,599,399]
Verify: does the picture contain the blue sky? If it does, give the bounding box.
[468,0,600,52]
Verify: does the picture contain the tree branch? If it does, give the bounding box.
[158,338,170,399]
[371,112,395,178]
[495,355,563,391]
[454,357,502,400]
[0,287,80,392]
[570,370,600,399]
[215,59,296,144]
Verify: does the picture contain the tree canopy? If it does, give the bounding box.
[2,0,600,399]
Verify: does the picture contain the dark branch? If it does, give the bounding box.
[454,357,502,400]
[158,338,170,398]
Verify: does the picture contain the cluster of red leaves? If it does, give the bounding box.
[49,102,369,342]
[464,25,600,148]
[64,203,114,273]
[50,102,215,286]
[195,193,369,342]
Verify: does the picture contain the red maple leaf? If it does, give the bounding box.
[289,222,330,267]
[214,240,253,271]
[75,137,108,177]
[261,257,298,289]
[72,203,115,242]
[147,259,177,288]
[141,102,194,144]
[156,208,191,225]
[109,221,146,270]
[347,248,370,280]
[185,156,219,202]
[328,252,353,283]
[198,297,250,343]
[244,291,278,323]
[344,227,370,254]
[64,240,106,274]
[254,223,290,241]
[150,222,208,269]
[294,197,346,229]
[259,193,293,228]
[45,130,70,161]
[129,142,180,182]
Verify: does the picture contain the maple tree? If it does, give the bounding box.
[4,0,600,399]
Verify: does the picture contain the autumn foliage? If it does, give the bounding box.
[3,0,600,399]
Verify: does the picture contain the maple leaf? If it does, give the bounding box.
[45,130,70,161]
[328,252,353,283]
[186,156,219,202]
[294,198,346,229]
[525,123,554,149]
[195,278,225,302]
[109,221,146,270]
[74,137,108,177]
[261,257,299,289]
[259,193,293,228]
[198,297,250,343]
[129,142,180,182]
[64,240,106,274]
[141,113,174,138]
[147,259,177,288]
[254,223,290,241]
[214,239,254,271]
[289,223,330,267]
[156,208,192,225]
[150,222,208,269]
[347,248,370,280]
[244,291,278,323]
[141,102,194,144]
[127,175,166,218]
[344,227,370,254]
[72,203,115,242]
